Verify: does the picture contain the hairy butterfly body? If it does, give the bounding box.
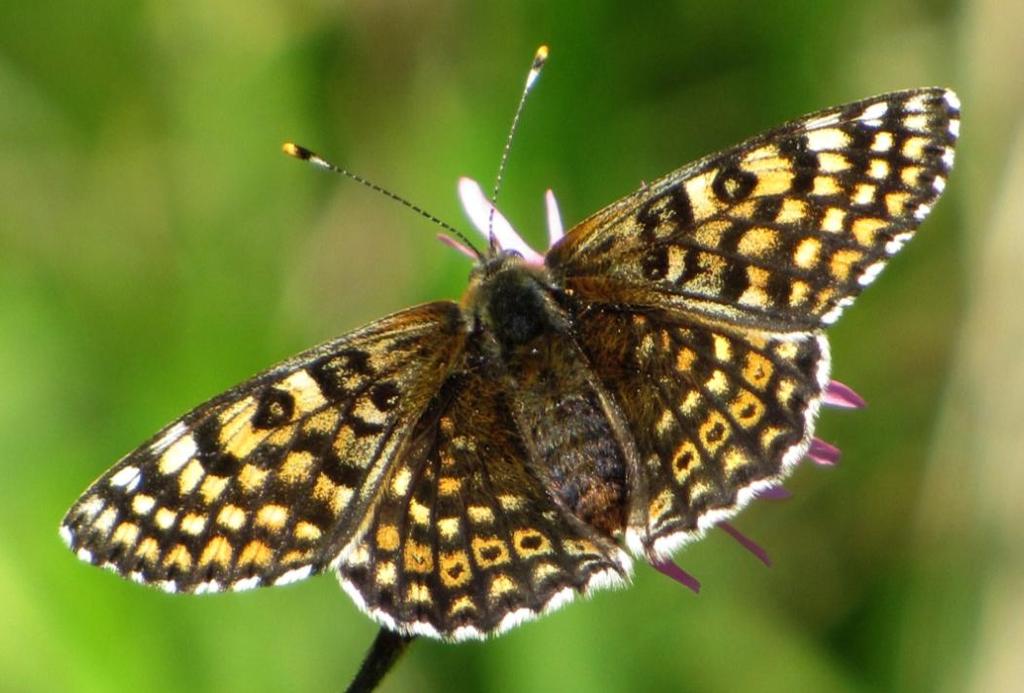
[62,86,959,640]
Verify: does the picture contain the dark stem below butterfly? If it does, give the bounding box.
[345,628,417,693]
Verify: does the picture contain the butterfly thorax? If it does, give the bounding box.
[461,252,630,536]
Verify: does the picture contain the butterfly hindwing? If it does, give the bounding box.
[336,367,632,640]
[61,302,466,593]
[547,88,960,331]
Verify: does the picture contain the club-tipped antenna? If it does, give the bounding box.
[282,142,484,261]
[486,45,549,242]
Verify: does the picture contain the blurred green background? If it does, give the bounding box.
[3,1,1022,691]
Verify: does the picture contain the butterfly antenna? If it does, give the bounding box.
[487,45,549,243]
[282,142,484,260]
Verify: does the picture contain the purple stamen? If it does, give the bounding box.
[807,437,841,466]
[650,559,701,594]
[823,380,867,409]
[718,522,772,567]
[756,485,792,501]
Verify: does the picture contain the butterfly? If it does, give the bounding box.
[61,84,959,642]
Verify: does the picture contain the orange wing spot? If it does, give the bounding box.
[313,473,353,514]
[281,549,310,565]
[302,409,339,435]
[562,538,598,556]
[489,574,517,599]
[853,184,877,206]
[472,536,511,568]
[774,341,798,359]
[885,191,911,216]
[294,521,322,542]
[217,504,247,531]
[675,346,697,372]
[200,474,229,504]
[512,529,553,558]
[648,489,675,521]
[179,512,207,536]
[776,377,797,406]
[375,561,397,586]
[497,494,525,511]
[404,540,434,574]
[238,540,273,568]
[736,227,779,259]
[532,562,561,584]
[409,498,431,526]
[449,595,476,615]
[730,389,765,428]
[467,505,495,524]
[279,451,315,484]
[776,198,808,223]
[818,152,851,173]
[722,446,751,474]
[760,426,786,453]
[438,517,461,542]
[376,524,400,552]
[902,136,927,159]
[406,582,433,605]
[678,388,700,415]
[901,165,922,186]
[789,279,812,307]
[438,477,462,495]
[111,521,139,547]
[255,504,289,531]
[178,459,205,495]
[135,537,160,563]
[699,411,731,453]
[811,176,840,196]
[829,248,864,281]
[93,506,118,534]
[868,158,890,179]
[750,169,794,197]
[163,544,193,571]
[743,351,774,390]
[671,439,699,483]
[795,237,822,268]
[155,507,178,531]
[199,536,233,568]
[705,369,730,396]
[821,207,846,233]
[440,551,472,588]
[238,464,269,494]
[852,217,886,246]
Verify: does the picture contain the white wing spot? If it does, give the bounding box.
[231,576,261,592]
[109,465,141,489]
[159,434,196,475]
[76,547,94,563]
[857,261,886,286]
[885,231,914,254]
[933,176,946,193]
[943,90,961,110]
[949,119,960,137]
[942,147,955,168]
[274,565,313,586]
[860,101,889,121]
[59,525,73,547]
[914,202,933,220]
[150,422,187,455]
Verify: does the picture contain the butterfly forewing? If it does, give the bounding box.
[547,88,960,331]
[61,302,466,593]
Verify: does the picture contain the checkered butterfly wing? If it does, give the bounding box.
[546,88,959,556]
[61,302,467,593]
[335,367,631,640]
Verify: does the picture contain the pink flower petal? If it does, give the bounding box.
[457,178,544,265]
[807,437,841,466]
[545,189,564,247]
[650,559,701,594]
[756,485,791,501]
[436,233,478,260]
[823,380,867,409]
[718,522,772,567]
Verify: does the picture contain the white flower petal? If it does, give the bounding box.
[545,189,564,247]
[458,177,544,265]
